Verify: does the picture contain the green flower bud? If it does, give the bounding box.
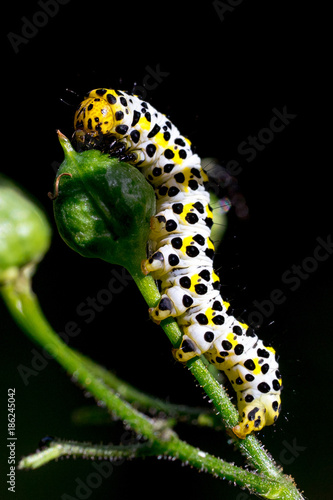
[52,132,156,274]
[0,175,51,283]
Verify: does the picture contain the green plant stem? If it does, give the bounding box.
[131,269,297,482]
[1,276,304,499]
[71,405,219,429]
[75,351,218,426]
[18,439,159,470]
[17,437,286,500]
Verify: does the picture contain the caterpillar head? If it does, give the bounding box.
[73,89,116,147]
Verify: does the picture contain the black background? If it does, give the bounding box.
[1,1,331,499]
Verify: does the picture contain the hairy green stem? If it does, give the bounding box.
[0,275,304,499]
[72,405,219,429]
[18,439,158,470]
[17,437,289,500]
[75,351,217,426]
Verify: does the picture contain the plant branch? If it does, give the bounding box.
[18,437,289,499]
[71,405,219,429]
[74,350,219,427]
[1,275,304,499]
[18,438,158,470]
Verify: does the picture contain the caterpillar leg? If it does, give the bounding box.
[149,295,175,323]
[172,335,202,363]
[172,320,219,362]
[142,243,190,276]
[149,283,198,322]
[141,252,164,275]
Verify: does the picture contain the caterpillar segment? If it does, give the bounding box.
[74,87,282,439]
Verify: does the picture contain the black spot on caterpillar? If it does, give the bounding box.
[73,88,282,439]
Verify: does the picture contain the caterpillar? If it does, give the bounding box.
[73,88,282,439]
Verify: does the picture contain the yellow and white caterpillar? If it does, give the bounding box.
[73,88,282,439]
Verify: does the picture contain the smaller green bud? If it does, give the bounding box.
[0,175,51,284]
[52,132,156,274]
